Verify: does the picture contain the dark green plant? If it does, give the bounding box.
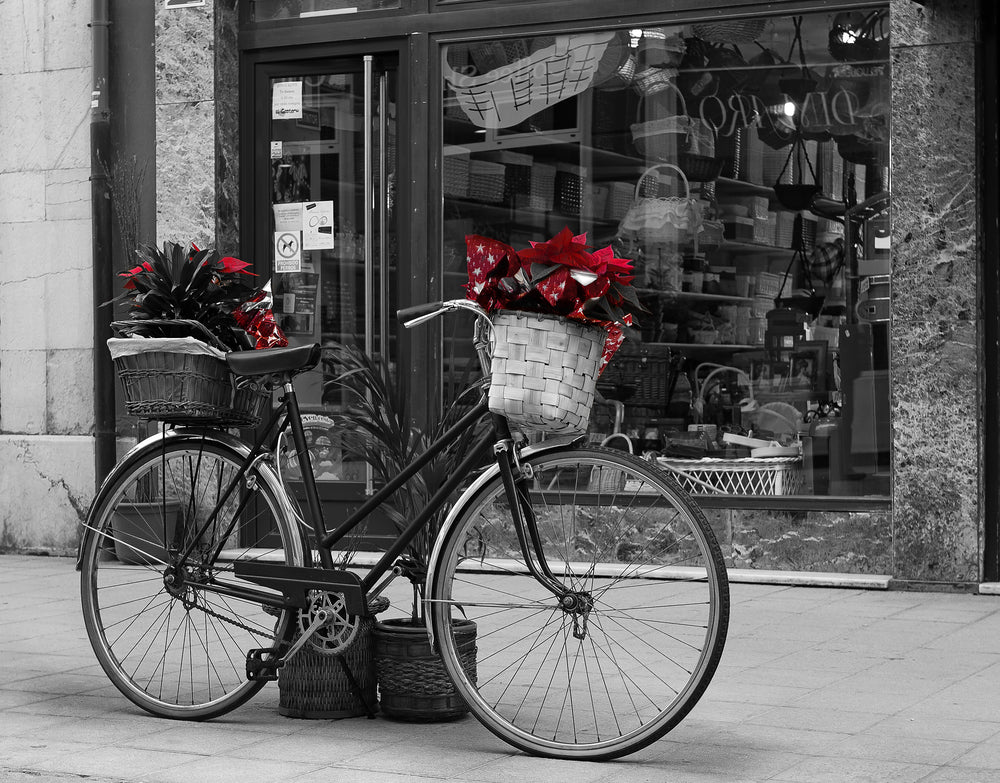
[107,241,258,351]
[324,343,491,622]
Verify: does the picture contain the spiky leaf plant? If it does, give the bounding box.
[324,343,491,621]
[109,241,258,350]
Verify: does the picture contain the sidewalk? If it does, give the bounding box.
[1,553,998,783]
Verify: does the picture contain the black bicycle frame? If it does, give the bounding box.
[187,375,571,610]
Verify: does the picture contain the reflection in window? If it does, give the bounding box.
[441,8,890,499]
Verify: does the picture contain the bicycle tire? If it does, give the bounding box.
[429,446,729,760]
[80,433,306,720]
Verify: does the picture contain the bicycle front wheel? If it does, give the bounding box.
[80,434,305,720]
[430,446,729,760]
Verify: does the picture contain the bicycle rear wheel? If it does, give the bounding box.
[80,434,305,720]
[429,446,729,760]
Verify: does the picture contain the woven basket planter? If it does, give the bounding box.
[375,618,477,722]
[488,312,605,436]
[278,598,389,719]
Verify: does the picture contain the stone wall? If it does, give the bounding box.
[0,0,96,553]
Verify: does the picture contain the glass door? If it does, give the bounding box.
[251,53,399,548]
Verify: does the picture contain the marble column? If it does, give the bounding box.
[889,0,980,582]
[154,2,217,249]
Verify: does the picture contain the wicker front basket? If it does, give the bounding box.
[488,312,605,436]
[114,351,267,427]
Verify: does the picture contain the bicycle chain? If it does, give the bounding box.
[177,572,284,644]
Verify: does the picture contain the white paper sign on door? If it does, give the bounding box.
[302,200,335,250]
[272,202,303,232]
[272,81,303,120]
[274,231,302,273]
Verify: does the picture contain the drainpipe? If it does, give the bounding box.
[91,0,116,487]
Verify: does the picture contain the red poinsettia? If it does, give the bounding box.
[464,227,644,369]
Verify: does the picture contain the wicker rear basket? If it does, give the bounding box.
[114,350,267,426]
[488,312,605,436]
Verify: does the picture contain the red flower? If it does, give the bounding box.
[118,261,154,290]
[219,256,256,275]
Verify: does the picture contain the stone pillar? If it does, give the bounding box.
[154,2,217,248]
[154,1,239,253]
[889,0,980,583]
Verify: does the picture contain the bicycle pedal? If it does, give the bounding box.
[246,648,285,682]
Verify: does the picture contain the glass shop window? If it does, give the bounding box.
[441,7,890,501]
[251,0,401,21]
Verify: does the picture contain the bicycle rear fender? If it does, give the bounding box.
[423,435,580,647]
[76,428,302,568]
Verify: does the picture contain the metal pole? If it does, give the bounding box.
[91,0,116,487]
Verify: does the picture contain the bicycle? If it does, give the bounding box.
[79,299,729,761]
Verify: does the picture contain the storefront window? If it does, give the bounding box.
[441,8,890,500]
[252,0,400,22]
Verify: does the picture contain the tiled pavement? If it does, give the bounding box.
[1,553,998,783]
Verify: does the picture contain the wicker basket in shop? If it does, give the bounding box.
[528,162,557,211]
[483,151,532,207]
[110,320,268,427]
[488,312,605,436]
[555,163,585,214]
[656,455,804,495]
[443,149,470,198]
[468,159,506,204]
[754,271,783,299]
[605,181,635,221]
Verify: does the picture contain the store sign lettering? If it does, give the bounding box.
[696,86,868,140]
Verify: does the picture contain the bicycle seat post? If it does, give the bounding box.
[281,374,332,569]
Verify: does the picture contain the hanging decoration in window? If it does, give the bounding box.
[443,32,614,129]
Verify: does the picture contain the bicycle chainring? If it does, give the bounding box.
[298,590,359,655]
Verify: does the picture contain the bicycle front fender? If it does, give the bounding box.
[423,435,581,647]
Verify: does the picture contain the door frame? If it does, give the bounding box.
[239,40,431,550]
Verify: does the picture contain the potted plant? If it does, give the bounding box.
[324,343,489,722]
[110,240,259,348]
[107,241,284,426]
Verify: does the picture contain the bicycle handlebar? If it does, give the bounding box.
[396,299,489,329]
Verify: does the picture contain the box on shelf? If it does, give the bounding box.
[743,127,765,184]
[801,212,818,250]
[529,162,556,211]
[774,211,796,248]
[583,184,610,220]
[753,215,773,245]
[443,146,470,198]
[468,159,506,203]
[723,217,754,243]
[555,163,586,214]
[605,181,634,221]
[482,150,533,207]
[817,141,844,201]
[762,144,793,187]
